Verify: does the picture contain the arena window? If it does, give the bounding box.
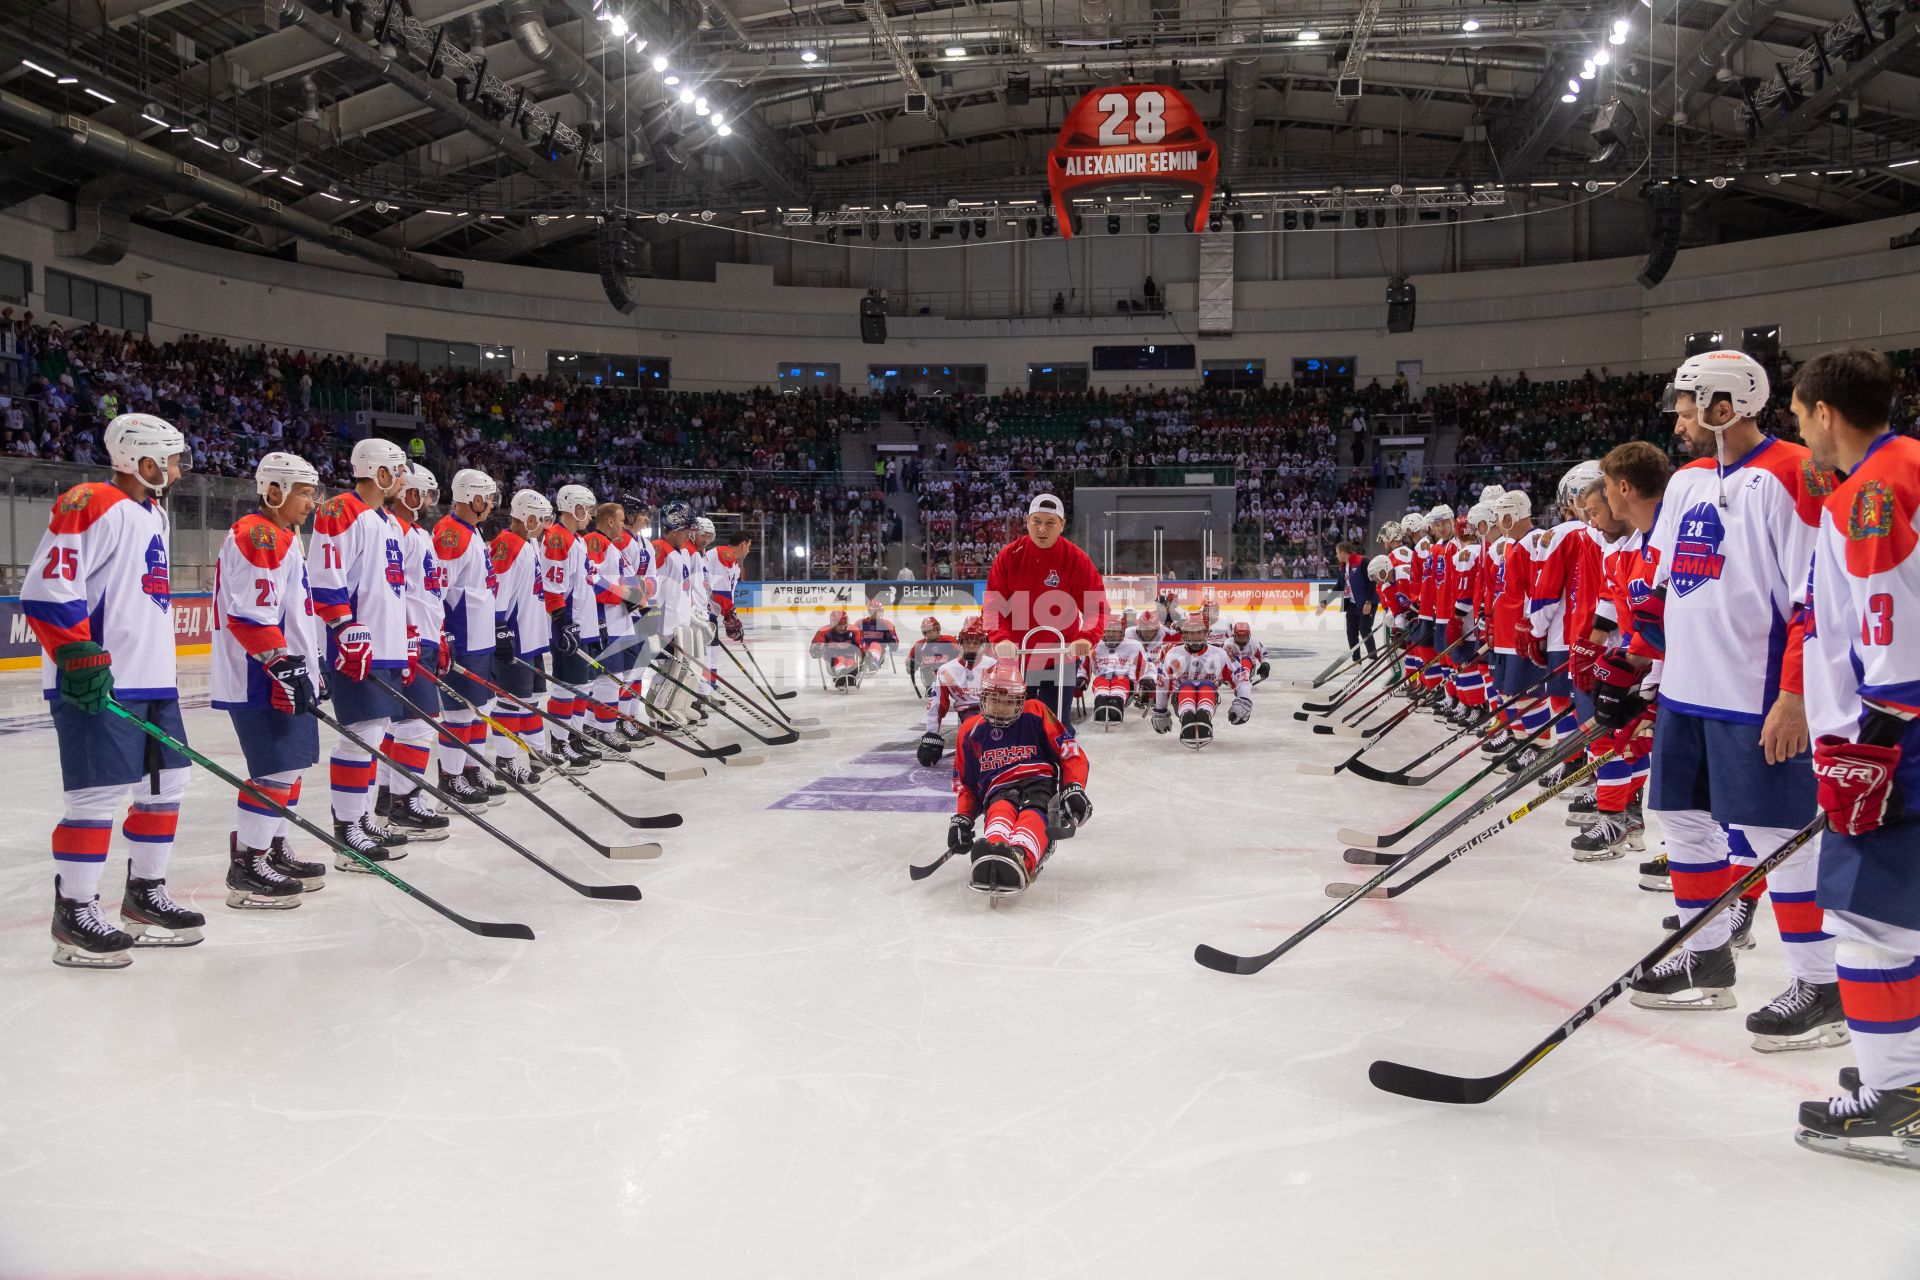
[0,255,28,306]
[388,335,513,373]
[43,268,148,334]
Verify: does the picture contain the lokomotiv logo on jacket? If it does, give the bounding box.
[1669,503,1727,597]
[140,534,171,609]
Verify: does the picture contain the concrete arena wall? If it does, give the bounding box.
[7,197,1920,390]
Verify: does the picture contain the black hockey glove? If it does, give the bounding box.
[948,813,974,852]
[1255,660,1271,680]
[916,731,944,767]
[550,609,579,657]
[1055,783,1092,830]
[265,652,316,716]
[1592,654,1649,730]
[495,618,516,660]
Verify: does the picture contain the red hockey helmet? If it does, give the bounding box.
[829,608,849,626]
[979,662,1027,728]
[922,616,941,637]
[1182,615,1209,652]
[1232,620,1251,644]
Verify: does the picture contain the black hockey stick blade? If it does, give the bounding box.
[1367,1059,1514,1106]
[583,882,645,900]
[473,920,539,940]
[625,812,683,830]
[1343,847,1398,866]
[909,848,957,881]
[1192,943,1272,976]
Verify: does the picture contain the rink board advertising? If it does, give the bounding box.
[0,593,214,671]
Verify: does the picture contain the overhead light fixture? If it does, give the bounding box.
[221,136,240,152]
[717,124,732,136]
[1613,17,1631,33]
[627,35,646,52]
[1594,48,1611,65]
[244,146,263,163]
[1561,92,1578,102]
[1568,78,1582,92]
[664,74,680,85]
[801,49,818,63]
[85,87,116,104]
[1460,17,1479,31]
[57,77,77,85]
[21,59,57,78]
[679,87,695,104]
[192,135,220,150]
[1580,63,1596,79]
[695,97,709,115]
[711,112,725,126]
[652,54,669,72]
[141,109,168,127]
[944,45,966,57]
[1295,29,1319,41]
[321,191,346,202]
[608,14,627,36]
[1609,29,1627,44]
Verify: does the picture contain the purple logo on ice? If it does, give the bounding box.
[1669,503,1726,598]
[139,534,170,609]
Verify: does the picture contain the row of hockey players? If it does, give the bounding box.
[22,422,750,968]
[1359,347,1918,1168]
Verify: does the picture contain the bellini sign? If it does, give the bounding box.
[1047,85,1219,237]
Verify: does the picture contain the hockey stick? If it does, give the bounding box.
[105,700,536,940]
[732,634,800,702]
[1336,718,1563,849]
[716,639,818,724]
[594,651,799,747]
[1308,649,1485,742]
[421,670,683,830]
[452,663,706,783]
[1331,744,1614,888]
[360,691,658,874]
[703,665,830,739]
[908,846,956,880]
[1291,638,1405,715]
[1293,646,1488,773]
[1323,635,1481,730]
[1191,727,1586,977]
[1368,816,1828,1104]
[526,658,762,766]
[1288,634,1374,689]
[1342,658,1573,786]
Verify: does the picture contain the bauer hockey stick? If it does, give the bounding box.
[105,700,535,940]
[1368,815,1829,1105]
[525,659,763,766]
[1191,724,1590,977]
[340,694,658,876]
[453,663,706,783]
[422,670,684,829]
[1335,718,1561,849]
[588,651,798,747]
[1340,660,1569,787]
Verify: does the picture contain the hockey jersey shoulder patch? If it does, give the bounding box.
[489,531,523,572]
[234,513,292,568]
[434,518,471,560]
[313,493,364,537]
[1839,441,1920,576]
[47,482,129,534]
[543,526,570,555]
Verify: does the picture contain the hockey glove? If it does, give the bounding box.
[1227,694,1253,726]
[1569,636,1605,693]
[435,639,452,676]
[947,813,975,852]
[723,610,744,643]
[1055,783,1092,830]
[1630,587,1668,658]
[1813,735,1903,836]
[52,641,113,715]
[494,618,516,660]
[404,626,422,685]
[916,732,944,767]
[1151,708,1173,734]
[1444,614,1463,649]
[330,621,374,683]
[265,652,316,716]
[1515,628,1548,670]
[1592,654,1648,730]
[550,609,579,657]
[1256,660,1270,680]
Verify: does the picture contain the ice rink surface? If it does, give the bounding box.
[1,617,1915,1280]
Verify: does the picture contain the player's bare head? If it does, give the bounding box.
[593,501,626,534]
[1581,483,1626,539]
[1600,441,1670,508]
[1792,347,1895,470]
[1182,615,1209,652]
[979,663,1026,728]
[1026,493,1066,547]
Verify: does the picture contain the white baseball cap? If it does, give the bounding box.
[1028,493,1065,518]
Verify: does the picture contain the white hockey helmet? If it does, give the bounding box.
[1556,460,1605,508]
[1468,502,1495,531]
[1367,554,1392,583]
[401,463,439,505]
[1479,484,1505,505]
[255,450,318,502]
[106,413,190,491]
[554,483,596,520]
[1673,349,1769,423]
[350,436,408,483]
[1427,504,1455,526]
[1400,511,1430,537]
[695,516,716,539]
[1377,520,1402,545]
[451,467,498,508]
[1492,489,1533,523]
[509,488,553,525]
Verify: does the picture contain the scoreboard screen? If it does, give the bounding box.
[1091,344,1196,371]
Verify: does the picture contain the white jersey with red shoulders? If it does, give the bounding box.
[1091,637,1145,682]
[649,538,694,634]
[584,531,633,639]
[925,653,998,734]
[1647,437,1833,724]
[490,529,550,658]
[542,522,602,644]
[1222,635,1266,673]
[614,530,652,608]
[432,514,496,657]
[706,546,742,613]
[395,514,445,650]
[310,490,408,667]
[212,513,321,710]
[22,483,178,701]
[1155,643,1252,710]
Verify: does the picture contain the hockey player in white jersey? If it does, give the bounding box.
[646,502,703,728]
[434,468,502,786]
[1125,609,1168,708]
[24,414,203,966]
[1608,350,1843,1051]
[543,483,608,768]
[489,490,564,782]
[1222,620,1269,684]
[374,464,459,838]
[915,618,996,765]
[1785,347,1920,1166]
[310,437,413,869]
[1088,617,1145,725]
[583,501,649,753]
[212,451,327,909]
[1150,615,1253,748]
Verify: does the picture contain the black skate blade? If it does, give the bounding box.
[1368,1057,1513,1105]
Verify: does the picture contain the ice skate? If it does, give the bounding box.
[1660,898,1756,950]
[267,836,326,891]
[1178,709,1214,750]
[1794,1086,1920,1171]
[1638,851,1670,893]
[440,769,492,810]
[1746,979,1849,1053]
[968,838,1031,902]
[359,812,409,849]
[1480,728,1514,755]
[226,837,304,910]
[51,878,134,970]
[333,818,403,871]
[120,868,207,944]
[1570,808,1645,862]
[1629,941,1737,1010]
[1564,788,1598,825]
[388,789,451,841]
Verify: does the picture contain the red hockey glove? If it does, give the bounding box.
[1630,588,1668,658]
[403,625,422,685]
[436,639,452,676]
[1813,734,1903,836]
[331,621,373,683]
[723,609,744,643]
[1569,636,1605,693]
[1516,628,1547,670]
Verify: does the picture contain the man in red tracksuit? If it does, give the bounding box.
[985,492,1110,715]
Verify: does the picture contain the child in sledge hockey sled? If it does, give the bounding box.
[908,616,960,696]
[811,609,865,690]
[1088,617,1145,727]
[949,663,1091,897]
[916,618,995,766]
[1151,615,1253,748]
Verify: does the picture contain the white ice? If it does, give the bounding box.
[0,619,1915,1280]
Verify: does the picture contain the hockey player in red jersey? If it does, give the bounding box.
[909,616,960,694]
[1524,460,1607,777]
[950,663,1091,896]
[857,600,899,672]
[24,414,204,966]
[811,609,864,689]
[1613,350,1842,1050]
[1788,347,1920,1164]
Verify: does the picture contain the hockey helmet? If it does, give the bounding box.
[659,500,694,534]
[1400,511,1430,537]
[1427,504,1455,526]
[401,464,439,508]
[958,616,987,651]
[349,436,407,485]
[694,516,716,540]
[451,468,498,509]
[1492,489,1532,524]
[106,413,190,491]
[829,607,850,627]
[509,488,553,526]
[554,484,596,521]
[1378,520,1402,545]
[1368,554,1392,583]
[1103,616,1124,642]
[1135,609,1162,636]
[1556,460,1604,509]
[1231,620,1252,644]
[978,662,1028,728]
[922,616,942,637]
[255,451,318,503]
[1182,614,1209,652]
[1479,484,1505,505]
[1467,502,1494,531]
[1672,350,1769,422]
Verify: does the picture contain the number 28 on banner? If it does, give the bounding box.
[1047,84,1218,238]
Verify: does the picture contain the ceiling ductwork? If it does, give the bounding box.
[504,0,671,172]
[60,174,143,264]
[1650,0,1790,123]
[0,86,463,288]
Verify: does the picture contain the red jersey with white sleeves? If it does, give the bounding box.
[1525,521,1603,650]
[212,513,321,710]
[984,534,1111,659]
[22,483,177,701]
[395,515,445,650]
[433,514,496,657]
[490,529,551,658]
[1474,537,1507,626]
[1804,433,1920,739]
[1646,437,1833,724]
[1492,530,1545,653]
[584,532,633,640]
[309,491,408,668]
[542,523,602,644]
[1154,643,1252,711]
[925,653,997,733]
[952,700,1088,818]
[1417,537,1449,620]
[1450,543,1482,625]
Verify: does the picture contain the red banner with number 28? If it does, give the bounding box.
[1047,84,1218,238]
